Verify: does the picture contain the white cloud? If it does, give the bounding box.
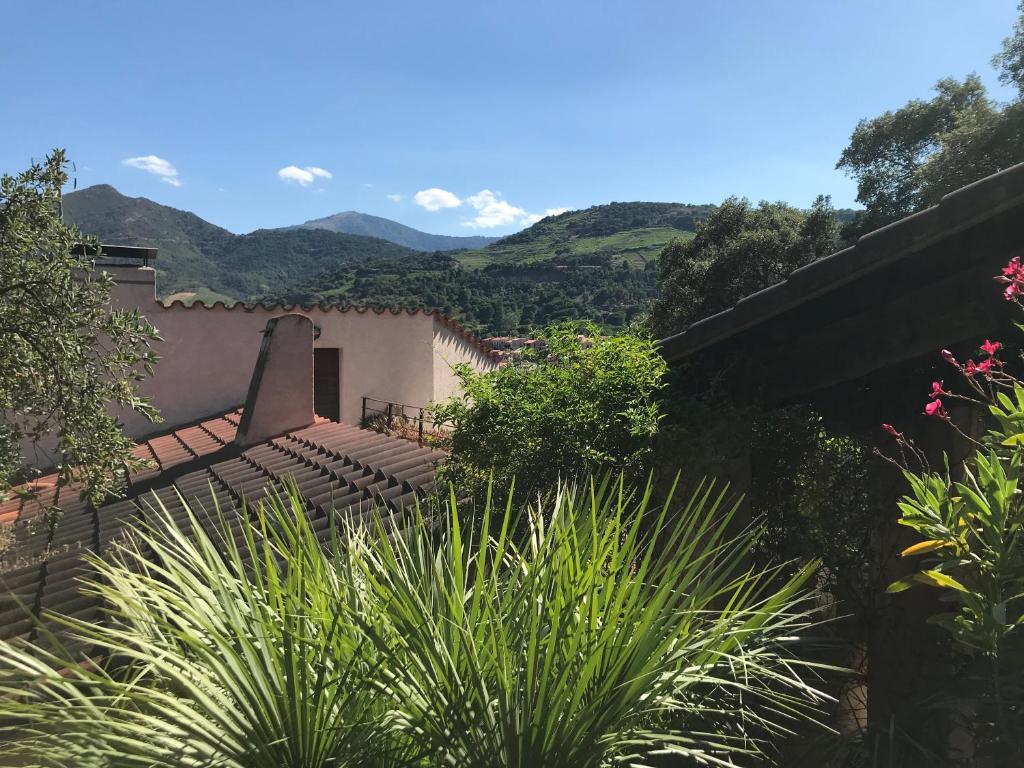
[461,190,527,229]
[412,185,567,230]
[414,187,462,211]
[122,155,181,187]
[521,207,570,226]
[386,193,404,202]
[277,165,333,187]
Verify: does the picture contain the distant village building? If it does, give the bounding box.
[484,334,594,363]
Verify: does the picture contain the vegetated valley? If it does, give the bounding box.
[64,185,711,334]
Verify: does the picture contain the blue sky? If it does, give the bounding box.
[2,1,1018,235]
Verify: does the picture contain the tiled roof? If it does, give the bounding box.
[0,411,444,648]
[157,301,502,362]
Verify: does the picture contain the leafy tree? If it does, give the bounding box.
[649,196,839,337]
[994,1,1024,96]
[431,323,667,500]
[0,151,161,506]
[838,5,1024,235]
[837,76,1002,232]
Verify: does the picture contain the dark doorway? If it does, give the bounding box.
[313,348,340,421]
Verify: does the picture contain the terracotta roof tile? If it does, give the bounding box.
[0,407,444,643]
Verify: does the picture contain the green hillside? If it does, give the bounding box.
[264,252,662,335]
[210,228,421,298]
[261,203,711,334]
[456,202,711,268]
[62,184,235,294]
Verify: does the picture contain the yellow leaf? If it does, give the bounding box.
[900,540,950,557]
[914,570,968,592]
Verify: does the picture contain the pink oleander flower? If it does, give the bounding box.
[925,398,948,419]
[882,423,902,438]
[981,339,1002,356]
[977,358,995,375]
[941,349,958,366]
[1006,282,1023,301]
[965,360,978,377]
[929,381,948,399]
[1002,257,1021,278]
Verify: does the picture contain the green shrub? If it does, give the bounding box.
[883,256,1024,762]
[352,476,830,766]
[432,322,668,501]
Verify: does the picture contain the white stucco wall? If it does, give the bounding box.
[105,266,495,438]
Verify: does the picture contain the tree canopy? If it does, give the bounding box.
[0,151,161,506]
[837,3,1024,235]
[649,196,839,338]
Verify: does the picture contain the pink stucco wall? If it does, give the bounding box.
[106,266,496,438]
[432,317,499,407]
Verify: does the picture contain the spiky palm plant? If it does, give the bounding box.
[348,476,833,767]
[0,475,831,767]
[0,490,410,768]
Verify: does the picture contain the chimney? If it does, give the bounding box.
[73,244,159,310]
[235,313,315,447]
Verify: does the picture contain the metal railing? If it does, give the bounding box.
[361,396,444,445]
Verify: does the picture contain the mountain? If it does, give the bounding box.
[299,211,498,252]
[62,184,236,294]
[63,185,421,298]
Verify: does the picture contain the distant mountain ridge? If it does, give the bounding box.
[298,210,498,251]
[60,186,713,331]
[62,185,421,298]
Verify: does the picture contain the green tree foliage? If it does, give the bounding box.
[838,5,1024,235]
[649,196,839,337]
[431,323,667,499]
[0,151,161,505]
[994,2,1024,96]
[0,477,830,767]
[266,253,660,336]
